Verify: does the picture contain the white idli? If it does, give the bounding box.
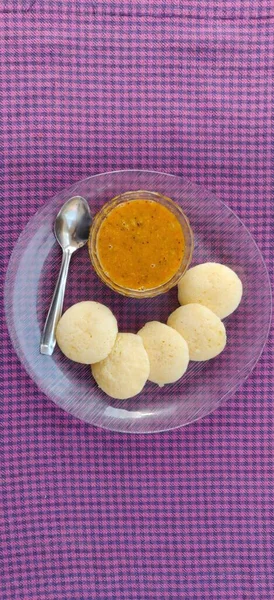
[167,303,226,361]
[178,262,243,319]
[138,321,189,387]
[92,333,150,399]
[56,301,118,364]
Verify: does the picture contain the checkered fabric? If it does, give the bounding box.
[1,1,273,599]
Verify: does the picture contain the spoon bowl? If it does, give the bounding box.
[54,196,92,251]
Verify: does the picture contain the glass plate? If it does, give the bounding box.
[4,170,272,433]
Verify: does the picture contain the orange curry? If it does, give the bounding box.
[96,199,185,290]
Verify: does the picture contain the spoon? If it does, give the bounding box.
[40,196,92,355]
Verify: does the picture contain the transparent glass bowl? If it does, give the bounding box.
[88,190,194,298]
[4,170,272,433]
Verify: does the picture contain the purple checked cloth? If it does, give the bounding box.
[1,1,273,599]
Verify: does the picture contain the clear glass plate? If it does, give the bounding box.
[4,170,272,433]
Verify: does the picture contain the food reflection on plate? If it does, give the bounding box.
[54,190,243,400]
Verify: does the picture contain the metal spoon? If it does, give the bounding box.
[40,196,92,355]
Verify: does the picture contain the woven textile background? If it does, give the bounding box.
[1,1,273,599]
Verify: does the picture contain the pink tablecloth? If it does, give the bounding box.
[1,1,273,599]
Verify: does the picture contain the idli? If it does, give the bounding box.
[56,301,118,364]
[167,303,226,361]
[92,333,150,399]
[178,262,243,319]
[138,321,189,387]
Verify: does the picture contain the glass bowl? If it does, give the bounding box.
[88,190,194,298]
[4,170,272,433]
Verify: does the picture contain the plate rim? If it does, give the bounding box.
[4,169,273,433]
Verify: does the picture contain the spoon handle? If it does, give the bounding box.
[40,249,73,355]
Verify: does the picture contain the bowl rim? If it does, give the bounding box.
[88,188,194,299]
